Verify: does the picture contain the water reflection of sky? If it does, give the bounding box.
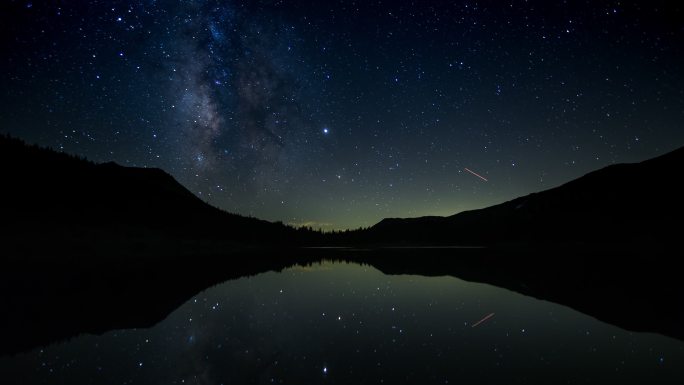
[3,261,683,384]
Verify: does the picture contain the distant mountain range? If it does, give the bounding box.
[364,146,684,248]
[1,134,682,253]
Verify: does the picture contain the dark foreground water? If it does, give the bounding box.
[2,261,683,384]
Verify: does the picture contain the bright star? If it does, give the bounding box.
[322,128,329,134]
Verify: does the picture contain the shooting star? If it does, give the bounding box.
[471,312,495,328]
[464,167,488,182]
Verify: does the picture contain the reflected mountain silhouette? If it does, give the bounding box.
[2,247,683,357]
[0,250,315,356]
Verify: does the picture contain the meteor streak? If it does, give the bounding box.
[464,167,488,182]
[471,312,495,328]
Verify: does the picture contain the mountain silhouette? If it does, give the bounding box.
[364,146,684,247]
[0,135,319,256]
[3,134,683,251]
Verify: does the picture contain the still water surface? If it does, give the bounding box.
[2,261,683,384]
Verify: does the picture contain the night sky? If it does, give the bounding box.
[2,1,683,230]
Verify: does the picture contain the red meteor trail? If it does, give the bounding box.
[471,312,495,328]
[464,167,488,182]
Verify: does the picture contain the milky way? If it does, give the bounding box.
[160,2,323,204]
[2,1,684,228]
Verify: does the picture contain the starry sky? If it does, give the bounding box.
[2,1,683,230]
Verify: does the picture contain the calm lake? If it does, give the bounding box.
[2,260,683,384]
